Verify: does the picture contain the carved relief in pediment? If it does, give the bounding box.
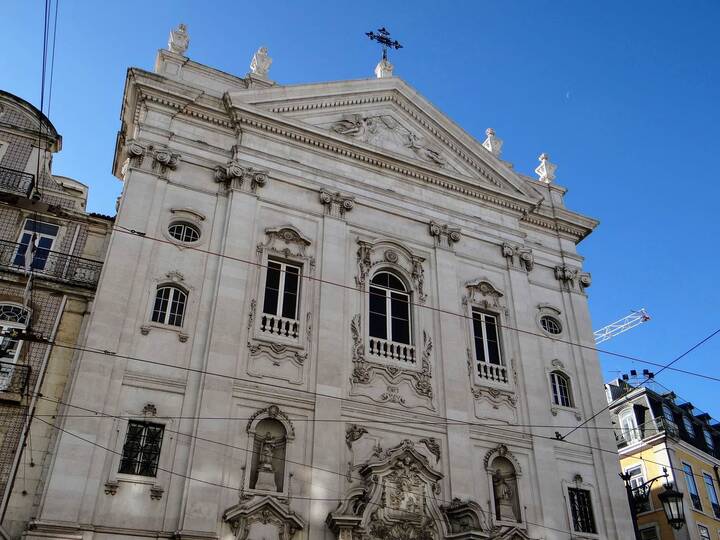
[327,114,455,171]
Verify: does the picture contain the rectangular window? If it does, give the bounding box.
[13,219,59,271]
[704,473,720,519]
[683,463,703,511]
[626,465,652,513]
[698,524,711,540]
[568,487,597,534]
[119,421,164,477]
[704,429,715,452]
[471,309,502,366]
[262,260,301,320]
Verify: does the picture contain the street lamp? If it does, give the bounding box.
[658,483,685,530]
[620,467,686,540]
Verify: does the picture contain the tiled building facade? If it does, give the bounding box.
[0,90,112,538]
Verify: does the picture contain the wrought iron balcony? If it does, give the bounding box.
[0,239,103,288]
[0,361,30,396]
[0,166,34,198]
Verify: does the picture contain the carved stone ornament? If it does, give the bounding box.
[345,424,368,449]
[418,437,441,463]
[482,128,503,157]
[248,341,307,366]
[375,57,394,78]
[471,386,518,410]
[165,270,185,283]
[328,439,495,540]
[142,403,157,417]
[500,243,534,272]
[151,147,180,173]
[319,189,355,218]
[554,264,580,288]
[534,153,557,184]
[168,23,189,55]
[149,484,164,500]
[350,314,435,411]
[104,481,119,496]
[246,404,295,439]
[224,496,304,540]
[483,444,522,475]
[250,47,272,78]
[355,238,427,303]
[258,226,313,262]
[578,272,592,289]
[465,278,505,311]
[428,221,462,249]
[215,160,268,193]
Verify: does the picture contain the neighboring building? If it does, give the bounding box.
[0,90,113,538]
[606,378,720,540]
[22,26,634,540]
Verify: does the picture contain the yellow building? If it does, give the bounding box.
[607,378,720,540]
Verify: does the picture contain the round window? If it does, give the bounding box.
[540,315,562,335]
[168,222,200,243]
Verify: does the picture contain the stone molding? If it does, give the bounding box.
[246,404,295,440]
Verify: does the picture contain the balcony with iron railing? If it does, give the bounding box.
[0,166,34,198]
[0,239,103,288]
[0,361,30,399]
[615,416,681,448]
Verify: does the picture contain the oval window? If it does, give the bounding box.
[540,315,562,335]
[168,222,200,243]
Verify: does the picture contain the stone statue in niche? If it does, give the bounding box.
[491,456,521,522]
[250,418,287,492]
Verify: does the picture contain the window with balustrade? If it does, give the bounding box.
[471,308,507,384]
[260,259,302,340]
[367,270,414,364]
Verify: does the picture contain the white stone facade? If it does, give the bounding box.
[22,43,634,540]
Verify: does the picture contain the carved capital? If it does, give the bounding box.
[501,242,533,272]
[215,161,269,193]
[555,265,580,288]
[319,189,355,219]
[429,221,461,249]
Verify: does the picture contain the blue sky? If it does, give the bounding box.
[2,1,719,419]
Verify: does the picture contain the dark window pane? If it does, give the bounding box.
[281,291,298,319]
[283,269,299,296]
[266,263,281,291]
[391,317,410,344]
[262,288,279,315]
[12,233,32,267]
[369,311,387,339]
[152,288,170,323]
[119,421,164,477]
[484,315,501,365]
[390,292,409,321]
[369,287,386,315]
[386,273,405,292]
[472,312,485,362]
[371,272,389,288]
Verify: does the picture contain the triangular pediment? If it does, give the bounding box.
[225,78,540,201]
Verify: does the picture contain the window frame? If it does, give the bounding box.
[619,408,640,443]
[638,523,659,540]
[0,304,30,391]
[683,415,696,438]
[625,464,653,514]
[683,462,703,511]
[118,420,165,478]
[539,314,562,335]
[262,258,303,322]
[698,524,711,540]
[167,221,201,244]
[550,370,573,408]
[567,486,598,536]
[470,308,503,367]
[13,218,60,271]
[368,270,412,346]
[150,284,188,328]
[703,471,720,519]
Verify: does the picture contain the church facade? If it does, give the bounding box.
[23,26,634,540]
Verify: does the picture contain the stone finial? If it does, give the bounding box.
[250,47,272,78]
[375,58,394,78]
[168,24,189,55]
[535,153,557,184]
[482,128,503,157]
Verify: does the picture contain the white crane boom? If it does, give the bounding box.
[593,309,650,345]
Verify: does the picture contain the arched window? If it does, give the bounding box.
[550,371,573,407]
[0,304,30,390]
[151,285,187,327]
[250,418,287,493]
[619,408,640,442]
[369,271,411,345]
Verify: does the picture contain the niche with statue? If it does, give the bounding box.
[244,405,295,496]
[484,444,523,525]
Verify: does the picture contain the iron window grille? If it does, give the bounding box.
[568,487,597,534]
[550,371,573,408]
[151,286,187,327]
[118,421,164,477]
[168,222,200,243]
